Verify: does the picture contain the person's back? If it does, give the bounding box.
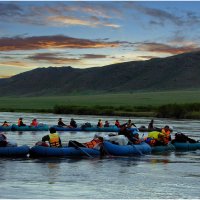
[161,125,171,144]
[104,121,109,127]
[70,118,77,128]
[147,131,165,146]
[42,127,62,147]
[2,121,9,127]
[115,120,120,128]
[58,118,66,126]
[126,119,137,128]
[97,119,103,128]
[18,118,26,127]
[30,119,38,127]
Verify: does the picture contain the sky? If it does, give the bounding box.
[1,1,200,78]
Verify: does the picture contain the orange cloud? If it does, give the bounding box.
[0,60,31,68]
[136,42,200,54]
[0,35,121,51]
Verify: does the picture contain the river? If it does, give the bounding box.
[0,112,200,199]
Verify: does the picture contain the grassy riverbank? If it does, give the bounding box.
[1,90,200,119]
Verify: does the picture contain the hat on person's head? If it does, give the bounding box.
[59,118,62,120]
[49,127,56,133]
[71,118,74,120]
[19,117,23,120]
[4,121,7,123]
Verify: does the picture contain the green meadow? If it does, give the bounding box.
[0,90,200,118]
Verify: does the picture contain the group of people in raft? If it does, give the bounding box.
[37,119,173,149]
[0,118,196,149]
[1,118,39,127]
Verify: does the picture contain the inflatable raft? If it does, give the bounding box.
[53,125,139,133]
[11,124,49,131]
[172,142,200,151]
[151,143,176,153]
[0,145,30,157]
[0,126,12,131]
[102,141,151,156]
[29,146,100,158]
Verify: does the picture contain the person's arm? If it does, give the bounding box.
[132,123,137,127]
[42,135,50,142]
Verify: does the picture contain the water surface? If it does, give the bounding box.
[1,112,200,199]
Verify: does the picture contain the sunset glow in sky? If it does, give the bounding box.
[1,1,200,77]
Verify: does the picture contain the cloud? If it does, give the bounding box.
[27,53,81,64]
[0,35,123,51]
[135,42,200,54]
[0,2,122,29]
[0,3,23,17]
[0,60,31,68]
[81,54,107,59]
[125,2,200,28]
[47,15,120,28]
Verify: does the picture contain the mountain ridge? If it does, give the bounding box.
[1,51,200,96]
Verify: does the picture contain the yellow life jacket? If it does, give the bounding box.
[49,133,60,147]
[148,131,164,141]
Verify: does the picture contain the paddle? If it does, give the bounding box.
[167,142,176,151]
[70,141,94,158]
[131,143,144,156]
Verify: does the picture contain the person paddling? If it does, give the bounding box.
[42,127,62,147]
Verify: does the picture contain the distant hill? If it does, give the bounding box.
[1,51,200,96]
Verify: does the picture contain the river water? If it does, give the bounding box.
[0,112,200,199]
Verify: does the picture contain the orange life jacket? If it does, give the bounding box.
[84,138,102,149]
[49,133,60,147]
[18,120,21,126]
[161,128,171,144]
[30,120,38,126]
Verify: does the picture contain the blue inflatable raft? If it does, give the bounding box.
[172,142,200,151]
[102,141,151,156]
[0,145,30,157]
[0,126,12,131]
[11,124,49,131]
[151,143,176,153]
[53,125,139,133]
[29,146,100,158]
